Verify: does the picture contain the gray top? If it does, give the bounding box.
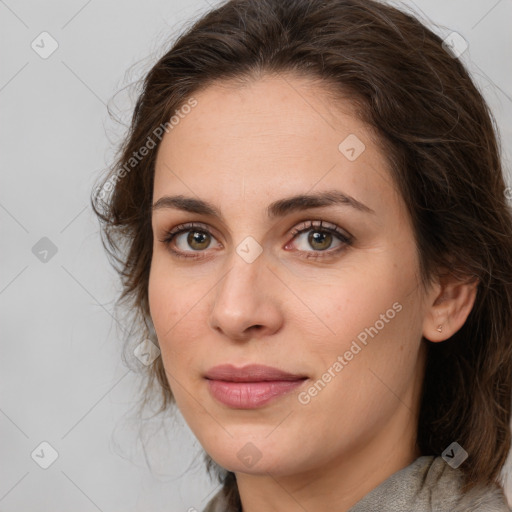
[202,456,511,512]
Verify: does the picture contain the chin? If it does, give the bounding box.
[200,434,309,476]
[208,451,286,475]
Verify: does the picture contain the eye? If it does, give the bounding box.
[158,222,221,259]
[286,220,353,258]
[158,219,353,260]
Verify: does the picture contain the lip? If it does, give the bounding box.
[205,364,306,382]
[205,364,308,409]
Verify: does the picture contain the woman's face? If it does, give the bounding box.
[149,74,433,477]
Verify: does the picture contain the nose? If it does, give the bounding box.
[208,250,283,342]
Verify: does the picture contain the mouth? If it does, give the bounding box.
[204,364,308,409]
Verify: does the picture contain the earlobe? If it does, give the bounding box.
[422,274,479,343]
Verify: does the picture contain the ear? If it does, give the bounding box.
[422,271,479,343]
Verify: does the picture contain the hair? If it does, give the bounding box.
[91,0,512,505]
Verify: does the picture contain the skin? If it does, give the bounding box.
[148,73,477,512]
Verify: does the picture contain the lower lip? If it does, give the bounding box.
[206,379,306,409]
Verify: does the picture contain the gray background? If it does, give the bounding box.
[1,0,511,511]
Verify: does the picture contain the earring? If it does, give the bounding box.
[436,325,443,333]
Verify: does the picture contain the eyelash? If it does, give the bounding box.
[158,220,353,260]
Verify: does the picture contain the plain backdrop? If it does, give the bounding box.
[1,0,511,511]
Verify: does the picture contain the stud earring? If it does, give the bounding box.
[436,325,443,333]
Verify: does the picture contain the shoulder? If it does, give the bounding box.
[453,485,511,512]
[421,456,510,512]
[350,456,511,512]
[201,456,511,512]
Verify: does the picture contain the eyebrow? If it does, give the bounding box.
[151,190,375,218]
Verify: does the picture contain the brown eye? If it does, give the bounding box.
[186,230,211,250]
[308,230,333,251]
[289,220,352,255]
[159,222,221,259]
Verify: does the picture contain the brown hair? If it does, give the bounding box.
[91,0,512,503]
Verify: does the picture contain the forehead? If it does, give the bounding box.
[153,74,398,220]
[160,74,365,155]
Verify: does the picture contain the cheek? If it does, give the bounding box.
[288,248,424,397]
[148,252,197,329]
[296,301,424,450]
[147,271,196,411]
[287,262,412,344]
[147,257,211,371]
[148,263,171,338]
[148,260,184,358]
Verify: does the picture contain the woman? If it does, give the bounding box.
[92,0,512,510]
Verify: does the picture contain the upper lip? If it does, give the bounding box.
[204,364,307,382]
